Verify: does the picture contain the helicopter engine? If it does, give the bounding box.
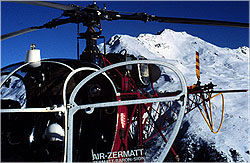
[105,51,161,89]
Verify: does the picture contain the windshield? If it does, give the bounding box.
[1,60,75,109]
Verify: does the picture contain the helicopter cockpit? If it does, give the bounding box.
[1,44,188,162]
[1,60,70,161]
[1,47,119,161]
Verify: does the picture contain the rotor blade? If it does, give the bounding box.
[113,13,248,28]
[150,16,249,28]
[195,51,200,81]
[188,89,248,94]
[1,26,43,41]
[209,89,248,93]
[11,1,77,11]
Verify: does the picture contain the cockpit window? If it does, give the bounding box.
[1,62,27,109]
[1,62,25,74]
[1,60,74,109]
[1,75,26,108]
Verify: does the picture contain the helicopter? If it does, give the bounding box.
[1,1,249,162]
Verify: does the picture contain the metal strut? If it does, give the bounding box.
[142,104,179,160]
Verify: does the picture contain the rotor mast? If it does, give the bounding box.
[78,25,102,66]
[75,3,103,66]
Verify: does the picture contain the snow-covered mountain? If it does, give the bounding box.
[99,29,249,162]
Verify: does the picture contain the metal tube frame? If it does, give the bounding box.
[66,59,187,162]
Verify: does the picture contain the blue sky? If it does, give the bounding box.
[1,1,249,68]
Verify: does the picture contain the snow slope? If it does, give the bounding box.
[99,29,249,161]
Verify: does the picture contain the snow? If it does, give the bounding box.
[99,29,249,161]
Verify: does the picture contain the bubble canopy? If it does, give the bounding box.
[1,59,101,109]
[1,58,187,162]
